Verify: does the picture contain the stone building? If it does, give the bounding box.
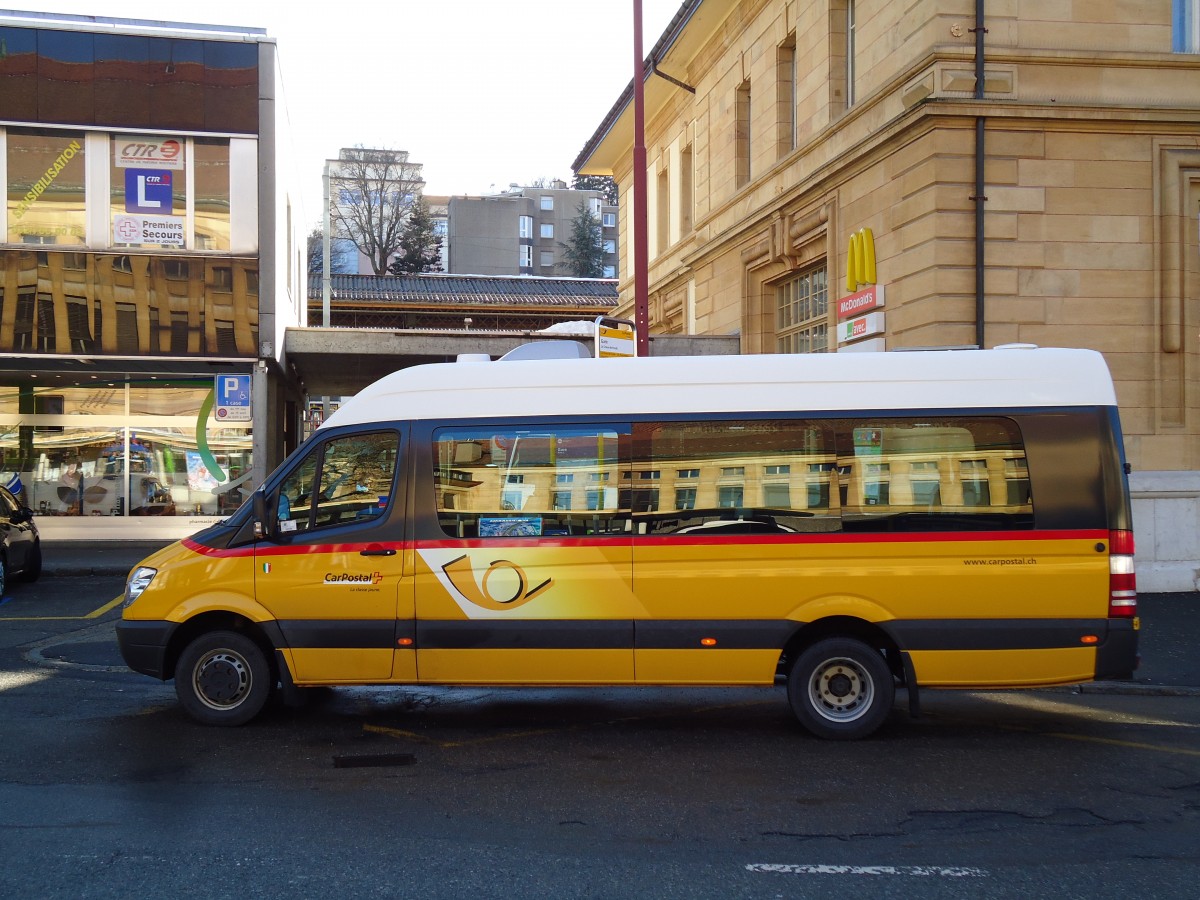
[575,0,1200,591]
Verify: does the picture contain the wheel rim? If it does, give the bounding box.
[191,648,254,711]
[807,655,874,723]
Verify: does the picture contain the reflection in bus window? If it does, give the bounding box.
[632,420,838,535]
[834,418,1032,531]
[277,432,397,533]
[433,426,629,538]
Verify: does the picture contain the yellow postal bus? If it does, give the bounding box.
[117,345,1139,739]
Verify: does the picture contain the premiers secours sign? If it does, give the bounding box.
[112,214,185,247]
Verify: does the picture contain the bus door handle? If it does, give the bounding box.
[360,546,397,557]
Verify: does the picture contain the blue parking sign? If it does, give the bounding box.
[125,168,173,213]
[215,374,251,422]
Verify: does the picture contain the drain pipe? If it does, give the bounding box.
[971,0,988,349]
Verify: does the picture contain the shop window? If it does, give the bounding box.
[9,382,253,519]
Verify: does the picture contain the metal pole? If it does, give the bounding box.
[632,0,650,357]
[322,159,332,328]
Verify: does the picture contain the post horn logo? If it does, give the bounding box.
[845,227,877,293]
[440,554,553,611]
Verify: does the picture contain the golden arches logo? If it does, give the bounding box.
[440,554,553,611]
[845,227,877,292]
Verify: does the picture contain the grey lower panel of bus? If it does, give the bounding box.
[273,617,1124,655]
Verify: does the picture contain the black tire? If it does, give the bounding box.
[787,637,895,740]
[21,542,41,583]
[175,631,272,726]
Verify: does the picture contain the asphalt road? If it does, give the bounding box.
[2,572,1199,899]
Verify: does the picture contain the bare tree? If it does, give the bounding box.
[328,147,425,275]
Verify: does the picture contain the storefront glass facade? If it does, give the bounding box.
[0,378,252,536]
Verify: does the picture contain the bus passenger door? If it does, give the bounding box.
[255,429,411,683]
[415,424,637,684]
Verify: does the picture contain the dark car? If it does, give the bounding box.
[0,485,41,593]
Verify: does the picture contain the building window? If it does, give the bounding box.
[540,195,554,210]
[6,129,87,245]
[1175,0,1200,51]
[540,223,554,239]
[847,0,857,107]
[519,215,533,238]
[603,265,616,278]
[777,33,797,159]
[776,264,829,354]
[656,166,670,253]
[603,239,616,254]
[680,143,693,236]
[588,197,601,217]
[519,245,533,268]
[540,250,554,267]
[602,212,616,228]
[735,79,751,187]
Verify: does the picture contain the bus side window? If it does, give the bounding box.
[432,426,630,538]
[631,419,839,535]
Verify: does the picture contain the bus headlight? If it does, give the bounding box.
[124,566,157,608]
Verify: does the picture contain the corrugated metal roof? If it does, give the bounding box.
[307,273,618,308]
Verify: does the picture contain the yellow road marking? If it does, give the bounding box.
[1044,731,1200,758]
[0,595,123,622]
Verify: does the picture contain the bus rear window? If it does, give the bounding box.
[833,418,1032,532]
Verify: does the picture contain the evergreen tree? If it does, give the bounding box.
[388,197,443,274]
[572,173,617,205]
[559,200,605,278]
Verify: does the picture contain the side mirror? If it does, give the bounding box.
[252,488,268,539]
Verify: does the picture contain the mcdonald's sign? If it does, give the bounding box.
[845,227,876,293]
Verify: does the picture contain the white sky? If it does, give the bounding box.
[8,0,684,226]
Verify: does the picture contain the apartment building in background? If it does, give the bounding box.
[448,181,618,278]
[0,10,305,540]
[575,0,1200,590]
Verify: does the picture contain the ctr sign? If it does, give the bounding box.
[214,375,252,422]
[125,169,173,214]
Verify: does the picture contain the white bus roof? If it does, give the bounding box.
[320,347,1117,429]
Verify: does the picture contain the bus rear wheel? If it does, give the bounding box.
[175,631,271,726]
[787,637,894,740]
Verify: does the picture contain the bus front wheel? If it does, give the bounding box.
[175,631,271,726]
[787,637,895,740]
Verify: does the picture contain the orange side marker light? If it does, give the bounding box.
[700,637,718,647]
[1080,635,1099,644]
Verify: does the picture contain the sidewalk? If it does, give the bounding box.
[36,541,1200,695]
